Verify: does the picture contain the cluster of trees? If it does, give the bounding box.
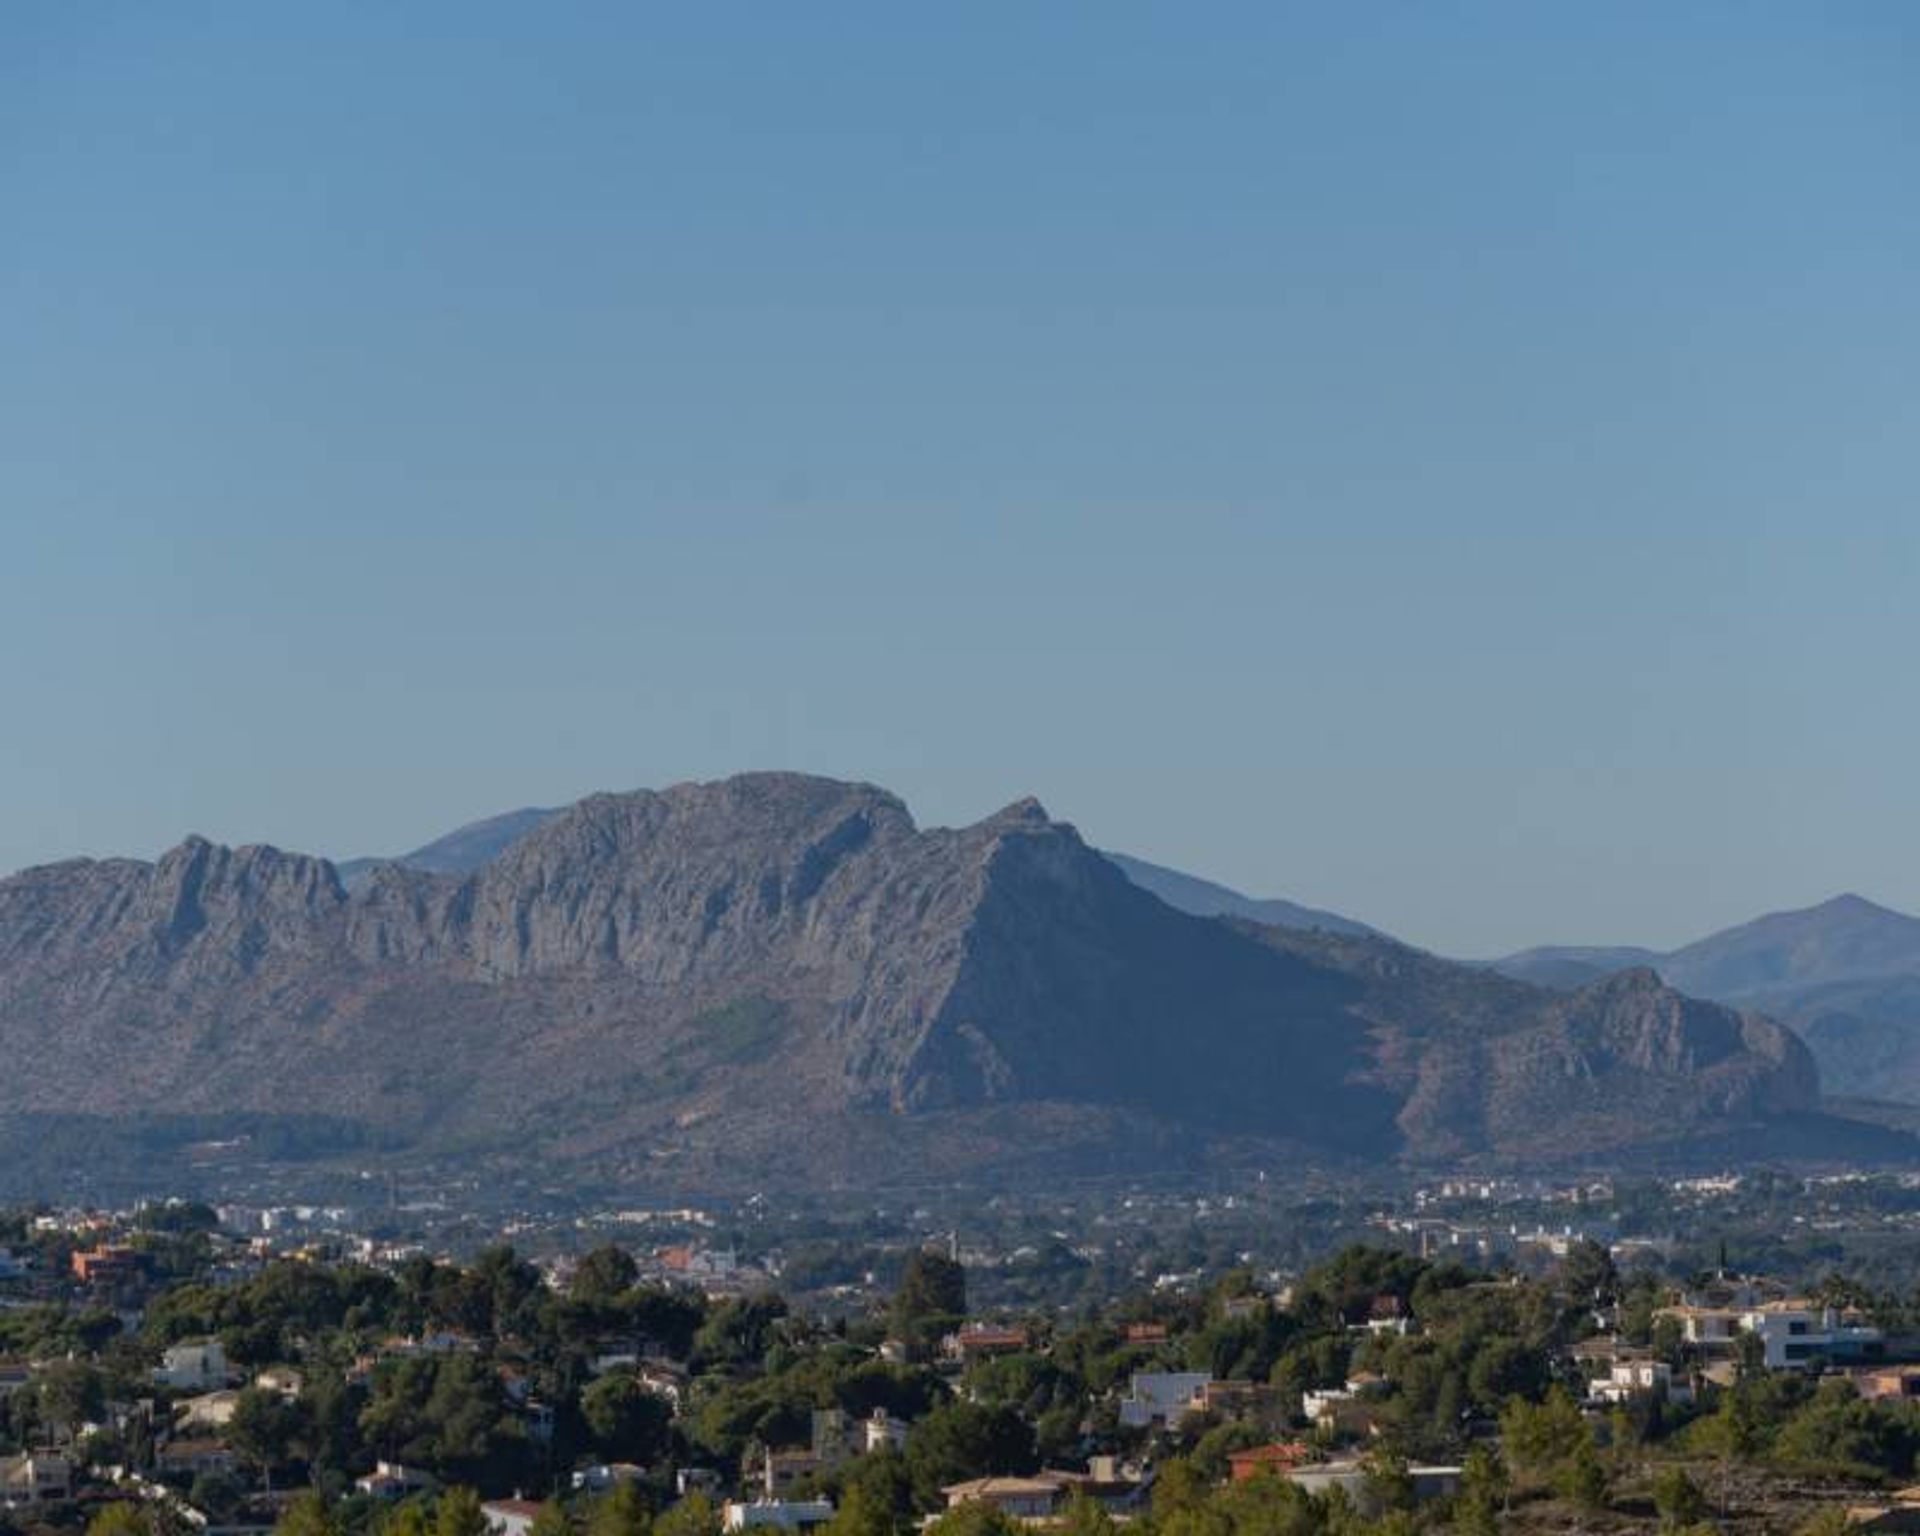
[0,1245,715,1495]
[19,1220,1920,1536]
[1684,1370,1920,1479]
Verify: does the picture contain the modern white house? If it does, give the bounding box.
[1662,1300,1883,1370]
[154,1341,232,1392]
[1117,1371,1212,1429]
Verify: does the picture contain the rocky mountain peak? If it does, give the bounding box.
[984,796,1051,827]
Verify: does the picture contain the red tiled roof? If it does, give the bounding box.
[1228,1443,1312,1468]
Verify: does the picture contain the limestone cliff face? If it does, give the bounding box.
[0,773,1824,1179]
[0,839,353,1006]
[1480,968,1819,1131]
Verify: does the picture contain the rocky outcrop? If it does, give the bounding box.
[1241,934,1819,1162]
[1490,894,1920,1108]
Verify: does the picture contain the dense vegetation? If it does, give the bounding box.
[3,1216,1918,1536]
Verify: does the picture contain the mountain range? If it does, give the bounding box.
[350,808,1920,1108]
[338,805,1920,1110]
[0,774,1901,1195]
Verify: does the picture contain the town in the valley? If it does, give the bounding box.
[9,1169,1920,1536]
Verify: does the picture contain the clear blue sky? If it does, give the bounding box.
[4,4,1917,956]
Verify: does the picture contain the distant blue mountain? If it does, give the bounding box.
[1492,895,1920,1001]
[336,806,559,889]
[1098,851,1384,939]
[1490,944,1663,991]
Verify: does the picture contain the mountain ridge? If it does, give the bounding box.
[328,806,1384,942]
[0,773,1853,1193]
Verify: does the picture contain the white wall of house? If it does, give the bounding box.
[155,1341,230,1391]
[1118,1372,1211,1428]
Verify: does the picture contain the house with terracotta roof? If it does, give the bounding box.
[1857,1366,1920,1403]
[71,1246,144,1286]
[1227,1444,1314,1482]
[945,1325,1033,1365]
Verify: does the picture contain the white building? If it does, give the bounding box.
[176,1389,243,1429]
[1587,1358,1693,1407]
[723,1501,834,1532]
[1663,1301,1882,1370]
[0,1454,71,1506]
[811,1406,908,1463]
[484,1500,545,1536]
[862,1408,908,1455]
[154,1341,231,1392]
[1117,1371,1212,1429]
[941,1479,1064,1521]
[1303,1387,1354,1423]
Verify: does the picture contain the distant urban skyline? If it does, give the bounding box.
[4,5,1917,955]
